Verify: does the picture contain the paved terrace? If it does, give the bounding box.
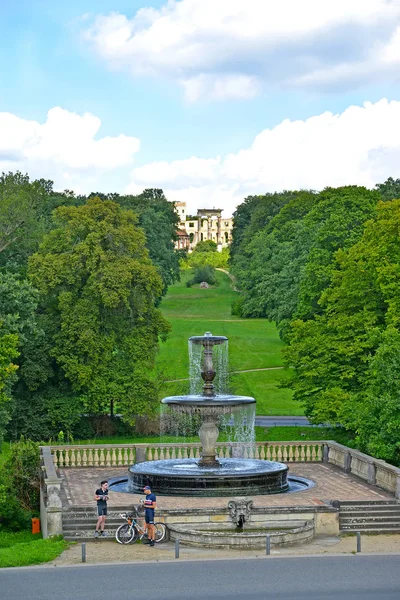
[60,463,392,510]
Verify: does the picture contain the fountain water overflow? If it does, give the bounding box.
[128,332,292,496]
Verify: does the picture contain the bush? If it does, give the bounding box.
[0,483,32,532]
[186,265,216,288]
[4,437,40,513]
[231,295,245,316]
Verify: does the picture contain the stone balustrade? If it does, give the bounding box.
[325,441,400,497]
[40,446,63,537]
[41,439,400,500]
[49,441,324,469]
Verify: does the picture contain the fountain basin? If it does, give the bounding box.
[167,521,315,549]
[128,458,290,496]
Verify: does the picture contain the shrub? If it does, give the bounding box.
[4,437,40,512]
[186,265,216,288]
[231,295,245,316]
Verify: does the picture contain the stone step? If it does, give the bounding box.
[63,522,123,531]
[340,527,400,534]
[340,521,400,530]
[339,507,400,514]
[340,518,400,525]
[64,532,118,542]
[338,501,398,508]
[340,512,400,520]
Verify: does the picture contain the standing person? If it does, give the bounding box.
[94,480,109,538]
[143,485,157,547]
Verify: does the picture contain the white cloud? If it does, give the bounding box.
[84,0,400,101]
[0,107,140,192]
[125,98,400,215]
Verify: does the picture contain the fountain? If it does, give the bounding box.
[127,332,291,496]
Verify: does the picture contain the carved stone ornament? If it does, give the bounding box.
[228,498,254,527]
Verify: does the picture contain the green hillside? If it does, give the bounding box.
[156,270,303,415]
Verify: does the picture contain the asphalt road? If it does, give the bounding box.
[2,555,400,600]
[255,416,313,427]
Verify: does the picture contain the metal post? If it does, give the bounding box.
[356,532,361,553]
[82,542,86,563]
[175,538,180,559]
[266,534,271,555]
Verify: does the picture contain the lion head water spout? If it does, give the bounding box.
[128,332,290,496]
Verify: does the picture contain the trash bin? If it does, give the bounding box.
[32,518,41,534]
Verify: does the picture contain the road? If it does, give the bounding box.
[255,415,313,427]
[2,555,400,600]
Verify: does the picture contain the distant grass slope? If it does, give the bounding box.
[156,270,303,416]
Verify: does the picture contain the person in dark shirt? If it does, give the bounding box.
[94,480,109,538]
[143,485,157,547]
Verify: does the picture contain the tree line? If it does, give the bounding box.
[230,178,400,465]
[0,172,180,445]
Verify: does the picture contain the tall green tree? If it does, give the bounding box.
[375,177,400,201]
[231,191,318,329]
[284,200,400,465]
[111,189,180,295]
[0,327,19,447]
[28,197,170,423]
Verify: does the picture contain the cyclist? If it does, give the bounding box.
[143,485,157,547]
[94,480,109,537]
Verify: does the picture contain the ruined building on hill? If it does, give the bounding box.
[174,201,233,251]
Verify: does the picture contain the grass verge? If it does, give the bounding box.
[0,532,69,568]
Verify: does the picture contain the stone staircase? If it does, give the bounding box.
[339,500,400,534]
[63,506,135,542]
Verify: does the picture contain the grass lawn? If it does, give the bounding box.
[54,426,352,446]
[156,270,302,415]
[0,531,69,568]
[231,369,303,415]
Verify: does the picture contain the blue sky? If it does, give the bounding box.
[1,0,400,214]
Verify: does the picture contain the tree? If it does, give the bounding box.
[28,197,170,423]
[0,327,19,447]
[0,172,52,273]
[231,191,318,330]
[193,240,218,253]
[230,192,297,262]
[375,177,400,201]
[114,189,180,295]
[295,186,380,321]
[284,200,400,465]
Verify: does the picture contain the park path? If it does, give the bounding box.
[216,268,238,291]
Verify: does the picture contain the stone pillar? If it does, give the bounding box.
[135,447,148,464]
[396,475,400,500]
[322,443,329,463]
[344,451,352,474]
[45,477,63,537]
[368,461,377,485]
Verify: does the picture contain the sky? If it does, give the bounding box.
[1,0,400,215]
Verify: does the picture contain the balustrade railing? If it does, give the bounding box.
[50,441,324,468]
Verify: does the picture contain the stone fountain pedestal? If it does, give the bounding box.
[129,332,291,497]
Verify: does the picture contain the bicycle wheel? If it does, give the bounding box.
[154,522,168,543]
[115,523,138,544]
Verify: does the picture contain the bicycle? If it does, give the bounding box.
[115,501,167,544]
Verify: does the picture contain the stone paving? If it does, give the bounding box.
[60,462,393,510]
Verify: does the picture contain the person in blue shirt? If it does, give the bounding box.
[143,485,157,547]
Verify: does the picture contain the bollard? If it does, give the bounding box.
[356,532,361,553]
[175,538,180,559]
[266,534,271,555]
[82,542,86,563]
